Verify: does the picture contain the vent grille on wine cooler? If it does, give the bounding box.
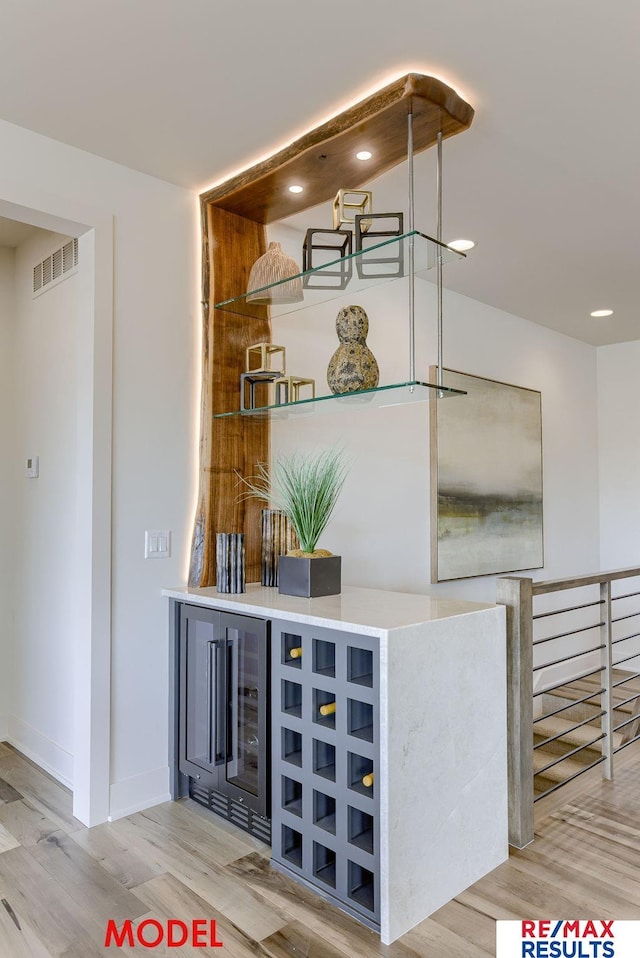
[190,780,271,845]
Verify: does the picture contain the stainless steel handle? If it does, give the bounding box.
[208,640,226,765]
[226,635,239,778]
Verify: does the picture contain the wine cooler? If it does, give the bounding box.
[178,604,270,842]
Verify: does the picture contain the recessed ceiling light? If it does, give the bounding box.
[590,309,613,317]
[447,238,475,252]
[356,150,373,161]
[288,185,304,194]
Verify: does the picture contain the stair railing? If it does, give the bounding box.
[497,566,640,849]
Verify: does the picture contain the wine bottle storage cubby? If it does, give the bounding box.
[283,632,303,668]
[271,618,379,928]
[313,738,336,781]
[313,688,337,729]
[313,638,336,677]
[348,699,373,743]
[282,728,303,767]
[348,806,374,855]
[282,824,303,868]
[348,752,374,797]
[348,861,375,913]
[313,789,336,834]
[282,776,303,817]
[282,680,302,718]
[314,841,337,889]
[347,646,373,688]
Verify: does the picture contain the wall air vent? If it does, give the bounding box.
[32,238,78,298]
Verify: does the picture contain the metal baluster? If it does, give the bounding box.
[407,111,415,384]
[600,580,614,779]
[436,130,444,390]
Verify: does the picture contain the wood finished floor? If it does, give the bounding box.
[0,740,639,957]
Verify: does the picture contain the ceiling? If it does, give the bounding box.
[0,217,38,248]
[1,0,638,345]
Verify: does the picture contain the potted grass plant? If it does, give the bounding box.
[240,447,349,597]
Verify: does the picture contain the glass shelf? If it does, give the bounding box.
[214,230,465,319]
[213,380,466,420]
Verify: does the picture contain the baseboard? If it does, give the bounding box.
[7,715,73,789]
[109,765,170,821]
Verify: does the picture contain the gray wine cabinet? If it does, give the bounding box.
[270,617,381,930]
[166,583,508,945]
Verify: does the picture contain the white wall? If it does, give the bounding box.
[597,342,640,671]
[597,341,640,569]
[270,225,601,605]
[0,247,16,740]
[0,118,199,818]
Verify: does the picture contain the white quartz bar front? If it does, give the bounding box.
[380,606,507,942]
[164,583,508,944]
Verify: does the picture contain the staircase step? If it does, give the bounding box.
[533,715,623,751]
[532,670,640,799]
[533,748,597,783]
[543,668,640,715]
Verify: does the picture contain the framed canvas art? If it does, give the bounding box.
[430,368,543,582]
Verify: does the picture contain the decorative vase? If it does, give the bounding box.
[246,242,303,304]
[278,555,342,598]
[261,509,299,587]
[327,305,380,394]
[216,533,245,593]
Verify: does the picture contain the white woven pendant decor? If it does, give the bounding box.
[246,242,303,304]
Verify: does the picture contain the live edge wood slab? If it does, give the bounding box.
[189,73,474,587]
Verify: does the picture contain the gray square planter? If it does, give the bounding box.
[278,555,342,598]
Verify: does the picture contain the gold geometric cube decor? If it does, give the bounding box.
[274,376,316,405]
[245,342,286,374]
[332,189,373,232]
[240,370,282,411]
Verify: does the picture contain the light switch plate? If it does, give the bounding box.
[25,456,39,478]
[145,529,171,559]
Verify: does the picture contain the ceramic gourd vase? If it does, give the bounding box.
[327,304,379,394]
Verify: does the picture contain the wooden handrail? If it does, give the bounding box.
[532,566,640,596]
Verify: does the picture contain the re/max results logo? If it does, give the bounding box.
[497,921,640,957]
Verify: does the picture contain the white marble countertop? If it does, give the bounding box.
[163,583,497,636]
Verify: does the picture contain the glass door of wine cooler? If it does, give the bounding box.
[179,605,270,820]
[179,605,224,784]
[222,613,269,815]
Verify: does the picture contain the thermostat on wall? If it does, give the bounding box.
[25,456,39,478]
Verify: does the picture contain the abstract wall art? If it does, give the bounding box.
[430,368,543,582]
